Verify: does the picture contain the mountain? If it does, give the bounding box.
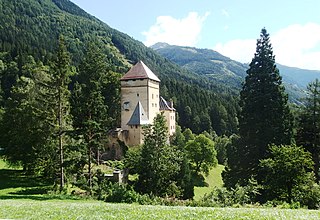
[151,42,247,90]
[277,64,320,88]
[151,43,309,103]
[0,0,240,135]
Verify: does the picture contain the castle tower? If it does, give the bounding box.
[120,61,160,145]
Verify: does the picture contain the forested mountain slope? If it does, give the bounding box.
[152,43,308,103]
[0,0,239,135]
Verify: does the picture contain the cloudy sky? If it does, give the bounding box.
[71,0,320,70]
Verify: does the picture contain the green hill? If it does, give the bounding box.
[151,43,307,104]
[0,0,239,135]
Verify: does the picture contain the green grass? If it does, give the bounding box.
[194,164,224,200]
[1,159,320,219]
[1,200,320,220]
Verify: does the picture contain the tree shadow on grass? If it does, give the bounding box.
[192,172,209,187]
[0,169,48,189]
[0,169,87,201]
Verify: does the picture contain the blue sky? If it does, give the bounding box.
[71,0,320,70]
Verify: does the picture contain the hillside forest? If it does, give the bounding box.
[1,0,320,209]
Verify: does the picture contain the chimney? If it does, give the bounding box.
[170,98,173,109]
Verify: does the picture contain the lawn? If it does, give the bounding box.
[194,164,224,200]
[1,199,320,220]
[1,159,320,220]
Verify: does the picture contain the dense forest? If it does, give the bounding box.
[1,0,320,209]
[0,0,239,135]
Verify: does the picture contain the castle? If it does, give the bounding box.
[119,61,176,146]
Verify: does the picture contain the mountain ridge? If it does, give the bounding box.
[151,42,313,103]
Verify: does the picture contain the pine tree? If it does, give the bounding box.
[296,79,320,182]
[0,56,56,173]
[223,28,293,187]
[71,44,114,193]
[136,113,182,197]
[51,36,73,190]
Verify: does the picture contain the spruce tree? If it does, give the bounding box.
[223,28,293,187]
[71,44,113,193]
[296,79,320,182]
[0,56,56,173]
[136,114,182,197]
[51,36,73,191]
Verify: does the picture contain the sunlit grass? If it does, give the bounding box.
[194,164,224,200]
[1,200,320,220]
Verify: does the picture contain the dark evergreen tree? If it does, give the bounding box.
[0,57,56,174]
[51,36,73,190]
[136,113,182,197]
[71,44,115,193]
[296,79,320,182]
[223,28,293,187]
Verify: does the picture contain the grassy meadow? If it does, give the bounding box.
[2,158,320,219]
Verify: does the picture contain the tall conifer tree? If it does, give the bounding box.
[296,79,320,182]
[51,36,73,190]
[223,28,293,187]
[71,44,115,192]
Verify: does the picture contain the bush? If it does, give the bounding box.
[199,179,262,207]
[104,183,139,203]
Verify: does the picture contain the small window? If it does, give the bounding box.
[137,93,139,97]
[152,103,154,107]
[152,94,154,99]
[135,125,138,129]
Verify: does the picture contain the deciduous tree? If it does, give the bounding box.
[186,134,217,175]
[259,144,314,203]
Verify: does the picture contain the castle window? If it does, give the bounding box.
[135,125,138,129]
[137,93,139,97]
[152,94,154,99]
[155,103,157,107]
[152,103,154,107]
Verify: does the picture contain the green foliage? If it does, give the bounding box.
[199,179,261,207]
[51,35,74,190]
[71,44,117,191]
[259,144,315,204]
[214,135,232,165]
[0,57,57,175]
[186,134,217,175]
[296,79,320,182]
[224,28,294,188]
[136,114,183,197]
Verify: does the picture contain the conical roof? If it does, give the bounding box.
[121,61,160,82]
[127,101,149,125]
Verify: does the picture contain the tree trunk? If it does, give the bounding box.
[59,88,64,191]
[88,146,92,194]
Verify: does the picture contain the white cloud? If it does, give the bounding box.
[142,12,210,47]
[214,39,256,64]
[272,23,320,70]
[214,23,320,70]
